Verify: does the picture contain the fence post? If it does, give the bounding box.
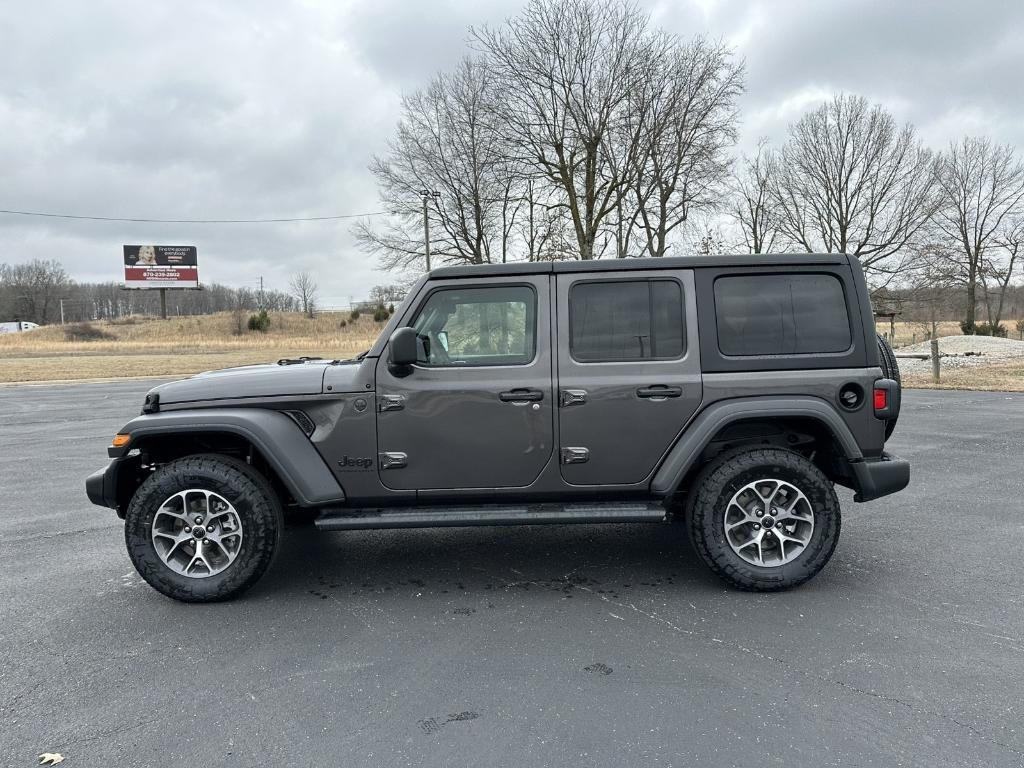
[931,338,940,383]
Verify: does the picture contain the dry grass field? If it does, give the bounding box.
[1,312,1022,389]
[0,312,383,383]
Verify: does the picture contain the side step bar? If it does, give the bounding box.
[314,502,666,531]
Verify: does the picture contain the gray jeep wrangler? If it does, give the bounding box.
[87,254,909,601]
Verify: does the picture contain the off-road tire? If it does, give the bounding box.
[686,447,841,591]
[876,333,901,439]
[124,454,283,602]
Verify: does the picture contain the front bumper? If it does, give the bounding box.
[851,452,910,502]
[86,458,130,514]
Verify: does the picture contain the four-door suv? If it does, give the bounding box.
[87,254,909,601]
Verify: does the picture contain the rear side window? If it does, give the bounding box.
[714,274,851,356]
[570,279,684,362]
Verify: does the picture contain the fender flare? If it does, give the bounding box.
[114,408,345,507]
[650,396,863,497]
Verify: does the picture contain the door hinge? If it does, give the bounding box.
[559,389,587,407]
[560,447,590,465]
[378,452,408,470]
[378,394,405,412]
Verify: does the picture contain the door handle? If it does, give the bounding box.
[636,385,683,399]
[499,388,544,403]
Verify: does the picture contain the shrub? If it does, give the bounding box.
[64,323,114,342]
[247,310,270,333]
[339,319,347,328]
[974,322,1007,338]
[232,310,247,336]
[349,309,361,321]
[959,320,976,335]
[387,303,395,315]
[373,305,389,322]
[1016,318,1024,339]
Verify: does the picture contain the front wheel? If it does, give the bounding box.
[685,448,841,591]
[124,454,283,602]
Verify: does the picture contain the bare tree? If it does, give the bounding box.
[0,259,71,324]
[979,216,1023,330]
[772,94,940,281]
[933,137,1024,328]
[474,0,659,259]
[289,271,318,318]
[354,57,519,272]
[730,140,784,253]
[629,38,744,257]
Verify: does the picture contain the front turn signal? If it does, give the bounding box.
[111,433,131,448]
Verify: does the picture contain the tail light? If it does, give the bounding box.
[873,388,888,411]
[873,379,897,419]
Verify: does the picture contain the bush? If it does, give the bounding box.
[232,310,247,336]
[387,303,395,315]
[1016,318,1024,339]
[349,309,361,321]
[339,319,347,328]
[247,310,270,333]
[373,305,389,322]
[64,323,114,342]
[959,320,976,335]
[974,322,1007,338]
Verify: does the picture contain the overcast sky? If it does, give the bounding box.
[1,0,1021,304]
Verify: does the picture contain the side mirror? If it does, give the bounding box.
[388,326,419,368]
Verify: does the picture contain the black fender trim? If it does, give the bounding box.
[111,408,345,507]
[650,396,864,497]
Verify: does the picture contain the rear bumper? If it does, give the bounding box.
[851,452,910,502]
[86,459,125,513]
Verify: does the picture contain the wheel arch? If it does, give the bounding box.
[651,397,863,499]
[111,408,345,513]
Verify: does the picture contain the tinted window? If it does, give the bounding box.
[570,280,684,362]
[412,285,535,366]
[714,274,851,356]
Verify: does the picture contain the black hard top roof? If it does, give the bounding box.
[430,253,849,279]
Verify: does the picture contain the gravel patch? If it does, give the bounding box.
[894,335,1024,374]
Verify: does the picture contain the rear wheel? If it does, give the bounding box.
[686,448,841,591]
[124,454,283,602]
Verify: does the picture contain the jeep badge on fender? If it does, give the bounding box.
[338,456,374,470]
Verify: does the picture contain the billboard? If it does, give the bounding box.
[123,245,199,288]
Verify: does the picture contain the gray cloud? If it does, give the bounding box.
[1,0,1022,304]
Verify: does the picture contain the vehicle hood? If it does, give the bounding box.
[149,358,365,406]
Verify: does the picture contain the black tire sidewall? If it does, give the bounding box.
[688,449,841,591]
[124,455,282,602]
[877,333,901,439]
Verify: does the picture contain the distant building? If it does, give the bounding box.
[0,321,40,334]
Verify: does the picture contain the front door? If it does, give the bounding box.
[555,269,702,486]
[375,276,554,491]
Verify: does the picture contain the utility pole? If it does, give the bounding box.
[59,298,66,325]
[259,276,265,310]
[420,189,440,271]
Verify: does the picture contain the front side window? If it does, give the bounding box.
[714,273,852,356]
[569,279,684,362]
[411,285,535,367]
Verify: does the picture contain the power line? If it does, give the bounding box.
[0,208,389,224]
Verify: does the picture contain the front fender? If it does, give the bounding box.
[650,396,864,497]
[111,408,345,507]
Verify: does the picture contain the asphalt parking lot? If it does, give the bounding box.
[2,381,1023,767]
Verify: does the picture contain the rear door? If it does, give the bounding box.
[555,269,702,486]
